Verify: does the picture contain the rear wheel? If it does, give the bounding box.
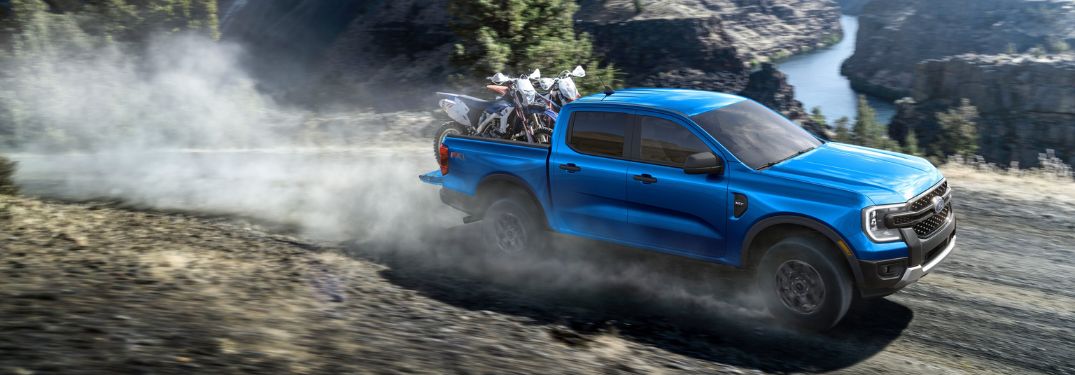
[481,192,546,254]
[757,235,853,331]
[433,122,470,159]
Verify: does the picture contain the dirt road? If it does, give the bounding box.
[2,150,1073,374]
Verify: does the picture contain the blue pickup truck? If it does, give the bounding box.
[420,88,957,330]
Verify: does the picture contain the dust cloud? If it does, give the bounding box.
[7,33,454,244]
[5,33,766,326]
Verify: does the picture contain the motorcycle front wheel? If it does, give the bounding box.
[532,127,553,144]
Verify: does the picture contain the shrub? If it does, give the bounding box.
[932,98,980,159]
[0,154,16,196]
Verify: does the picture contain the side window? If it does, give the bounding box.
[569,111,631,157]
[638,116,711,167]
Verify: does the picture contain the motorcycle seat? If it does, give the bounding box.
[437,92,491,108]
[524,104,547,114]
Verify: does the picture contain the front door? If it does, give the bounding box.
[625,114,728,258]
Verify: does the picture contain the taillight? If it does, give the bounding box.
[438,144,450,175]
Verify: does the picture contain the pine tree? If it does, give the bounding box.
[933,98,980,158]
[833,116,850,142]
[903,129,921,156]
[809,106,827,127]
[852,95,882,147]
[448,0,618,94]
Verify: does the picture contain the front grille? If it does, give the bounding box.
[909,181,948,211]
[910,181,951,238]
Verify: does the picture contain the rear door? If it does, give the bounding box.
[624,113,729,259]
[549,111,633,241]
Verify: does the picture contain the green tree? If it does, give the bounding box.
[448,0,618,94]
[1,0,218,47]
[833,116,850,142]
[852,95,883,147]
[933,98,980,158]
[903,129,921,156]
[809,106,827,127]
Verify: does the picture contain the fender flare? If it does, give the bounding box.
[740,215,865,286]
[476,173,550,228]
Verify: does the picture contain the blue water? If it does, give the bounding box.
[777,15,896,125]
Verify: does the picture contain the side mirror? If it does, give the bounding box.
[684,152,724,175]
[571,65,586,77]
[528,69,541,79]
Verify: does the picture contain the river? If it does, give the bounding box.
[777,15,896,125]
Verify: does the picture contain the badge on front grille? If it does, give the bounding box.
[931,196,945,214]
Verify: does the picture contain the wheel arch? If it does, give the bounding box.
[475,173,550,229]
[740,215,865,286]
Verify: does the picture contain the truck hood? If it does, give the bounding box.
[765,142,943,205]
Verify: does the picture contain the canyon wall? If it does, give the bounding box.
[843,0,1075,100]
[889,54,1075,166]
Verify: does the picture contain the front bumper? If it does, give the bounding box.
[857,211,957,297]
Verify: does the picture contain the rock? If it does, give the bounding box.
[56,232,89,249]
[889,54,1075,167]
[842,0,1075,99]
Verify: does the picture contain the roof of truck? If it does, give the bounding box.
[573,88,747,116]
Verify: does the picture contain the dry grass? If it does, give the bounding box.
[940,162,1075,205]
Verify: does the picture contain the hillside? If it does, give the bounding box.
[2,161,1073,374]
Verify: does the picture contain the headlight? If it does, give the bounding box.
[862,204,906,242]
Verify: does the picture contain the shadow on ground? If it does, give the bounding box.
[346,225,913,373]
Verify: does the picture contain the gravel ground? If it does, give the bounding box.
[1,155,1073,374]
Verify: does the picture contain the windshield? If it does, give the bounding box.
[691,100,822,169]
[558,77,579,100]
[515,78,537,104]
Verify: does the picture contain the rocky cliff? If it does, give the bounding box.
[843,0,1075,100]
[215,0,834,134]
[889,54,1075,167]
[576,0,842,64]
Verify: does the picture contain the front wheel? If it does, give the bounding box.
[433,122,470,159]
[757,235,853,331]
[532,127,553,144]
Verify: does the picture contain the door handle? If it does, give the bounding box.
[633,174,657,184]
[559,163,582,173]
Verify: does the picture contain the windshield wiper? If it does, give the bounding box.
[757,146,816,170]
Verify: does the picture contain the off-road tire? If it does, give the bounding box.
[532,127,553,144]
[757,235,853,331]
[433,122,470,159]
[480,192,546,255]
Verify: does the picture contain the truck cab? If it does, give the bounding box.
[420,88,957,330]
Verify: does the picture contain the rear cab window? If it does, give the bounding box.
[568,111,631,157]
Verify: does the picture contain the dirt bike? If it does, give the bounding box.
[535,65,586,116]
[503,70,554,145]
[434,71,551,157]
